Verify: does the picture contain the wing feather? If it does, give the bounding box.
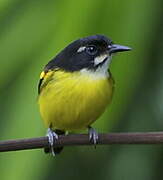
[38,70,55,94]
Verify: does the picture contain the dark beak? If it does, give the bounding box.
[108,44,131,54]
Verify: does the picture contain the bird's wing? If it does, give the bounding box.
[38,70,55,94]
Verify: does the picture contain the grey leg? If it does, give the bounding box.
[88,126,99,146]
[46,128,58,156]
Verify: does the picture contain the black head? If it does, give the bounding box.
[45,35,131,72]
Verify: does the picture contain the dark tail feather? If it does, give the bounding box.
[44,129,65,155]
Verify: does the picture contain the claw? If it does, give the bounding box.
[46,128,58,156]
[88,127,98,147]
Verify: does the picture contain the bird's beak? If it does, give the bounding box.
[108,44,131,54]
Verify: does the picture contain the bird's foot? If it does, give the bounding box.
[46,128,58,156]
[88,126,98,147]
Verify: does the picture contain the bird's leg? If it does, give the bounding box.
[46,128,58,156]
[88,126,99,147]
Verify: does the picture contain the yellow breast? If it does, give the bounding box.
[38,70,114,131]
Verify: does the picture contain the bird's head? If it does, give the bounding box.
[46,35,131,75]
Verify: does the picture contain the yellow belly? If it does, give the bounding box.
[38,70,114,131]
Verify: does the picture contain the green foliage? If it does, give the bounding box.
[0,0,163,179]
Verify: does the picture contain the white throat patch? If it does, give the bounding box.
[80,58,111,80]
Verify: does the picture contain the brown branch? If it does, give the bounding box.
[1,132,163,152]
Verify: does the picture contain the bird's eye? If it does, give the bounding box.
[86,45,98,55]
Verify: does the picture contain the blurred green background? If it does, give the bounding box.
[0,0,163,179]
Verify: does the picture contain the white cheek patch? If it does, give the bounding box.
[77,46,86,53]
[94,54,108,65]
[80,60,110,79]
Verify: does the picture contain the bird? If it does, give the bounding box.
[38,34,131,156]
